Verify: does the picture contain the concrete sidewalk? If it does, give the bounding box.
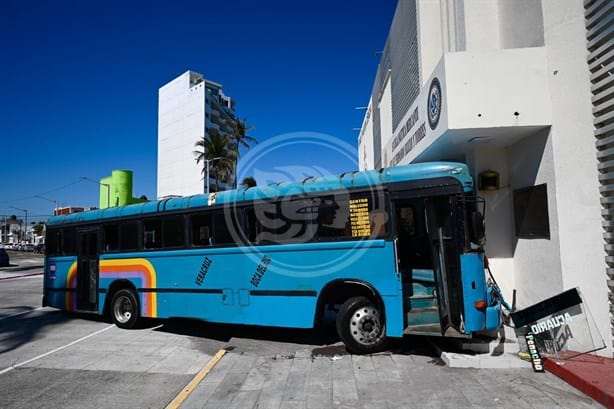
[437,326,613,407]
[177,338,601,408]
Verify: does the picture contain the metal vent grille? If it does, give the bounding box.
[390,0,420,131]
[585,0,614,349]
[372,100,382,168]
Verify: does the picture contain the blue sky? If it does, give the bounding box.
[0,0,396,222]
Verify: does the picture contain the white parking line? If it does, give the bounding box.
[0,307,45,321]
[0,324,115,375]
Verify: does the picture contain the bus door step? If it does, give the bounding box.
[406,306,439,327]
[403,323,441,335]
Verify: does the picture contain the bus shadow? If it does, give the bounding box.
[152,317,341,347]
[152,317,442,359]
[0,308,72,354]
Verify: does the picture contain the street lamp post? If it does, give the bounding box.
[204,157,220,195]
[80,176,111,208]
[9,206,28,243]
[35,195,59,216]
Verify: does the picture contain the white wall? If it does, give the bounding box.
[462,0,500,51]
[417,0,444,86]
[508,130,564,307]
[158,71,206,198]
[542,0,610,355]
[498,0,545,49]
[468,147,516,299]
[359,99,375,170]
[445,47,551,131]
[379,75,394,166]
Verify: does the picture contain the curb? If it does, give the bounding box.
[0,272,43,280]
[544,356,614,408]
[0,264,44,272]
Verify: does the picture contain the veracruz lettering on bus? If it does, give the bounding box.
[530,312,572,335]
[195,257,213,286]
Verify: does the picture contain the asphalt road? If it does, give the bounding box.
[0,267,603,408]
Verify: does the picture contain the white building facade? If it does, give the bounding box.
[157,71,237,198]
[358,0,613,356]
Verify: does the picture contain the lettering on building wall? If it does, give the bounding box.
[392,122,426,166]
[392,107,419,152]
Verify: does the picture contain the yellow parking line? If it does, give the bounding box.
[165,348,228,409]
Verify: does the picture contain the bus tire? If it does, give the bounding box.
[110,289,140,329]
[336,296,388,354]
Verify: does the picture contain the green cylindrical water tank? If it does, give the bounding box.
[112,170,133,207]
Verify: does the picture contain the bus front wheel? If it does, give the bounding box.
[110,289,140,329]
[336,296,388,354]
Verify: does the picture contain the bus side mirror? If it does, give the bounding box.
[469,212,485,244]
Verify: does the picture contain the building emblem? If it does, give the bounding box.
[427,77,442,130]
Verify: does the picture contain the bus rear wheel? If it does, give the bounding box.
[110,289,140,329]
[336,296,388,354]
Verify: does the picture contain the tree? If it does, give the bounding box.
[240,177,257,188]
[193,131,237,192]
[226,117,257,151]
[33,222,45,236]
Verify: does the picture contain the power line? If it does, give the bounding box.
[0,178,85,205]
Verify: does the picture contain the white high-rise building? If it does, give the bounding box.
[157,71,236,198]
[359,0,613,356]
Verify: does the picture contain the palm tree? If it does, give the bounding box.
[240,177,257,188]
[226,117,257,151]
[193,131,237,192]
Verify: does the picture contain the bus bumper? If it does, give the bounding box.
[485,303,502,331]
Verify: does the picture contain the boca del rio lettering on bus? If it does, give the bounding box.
[530,312,572,335]
[250,255,272,287]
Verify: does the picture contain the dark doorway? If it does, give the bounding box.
[77,230,99,311]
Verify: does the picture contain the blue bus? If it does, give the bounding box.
[43,162,503,354]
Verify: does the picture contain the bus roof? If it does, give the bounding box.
[46,162,473,227]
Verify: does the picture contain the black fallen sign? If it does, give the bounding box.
[511,287,605,362]
[510,288,581,329]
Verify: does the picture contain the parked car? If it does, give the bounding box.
[22,244,35,252]
[0,248,9,267]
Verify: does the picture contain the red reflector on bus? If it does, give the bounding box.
[475,300,487,311]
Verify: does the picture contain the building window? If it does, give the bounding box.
[513,184,550,238]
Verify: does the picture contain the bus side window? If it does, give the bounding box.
[243,207,260,244]
[191,214,212,246]
[46,229,61,256]
[163,216,185,248]
[103,224,119,252]
[119,221,138,251]
[63,229,77,256]
[143,219,162,249]
[212,213,233,245]
[370,210,388,237]
[316,196,351,240]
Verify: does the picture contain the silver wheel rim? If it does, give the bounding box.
[113,295,133,324]
[349,305,383,346]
